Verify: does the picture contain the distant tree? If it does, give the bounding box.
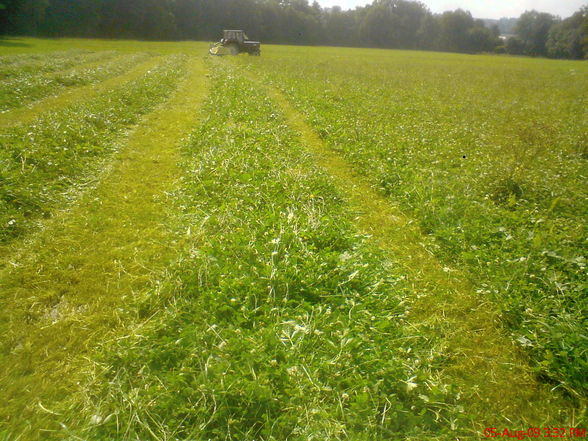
[515,10,559,56]
[97,0,175,39]
[481,17,518,36]
[437,9,476,52]
[359,0,430,49]
[386,0,429,49]
[1,0,584,59]
[1,0,49,35]
[0,0,17,34]
[467,24,500,52]
[359,2,394,47]
[256,0,283,43]
[324,6,357,46]
[505,35,526,55]
[98,0,140,38]
[171,0,203,40]
[42,0,102,37]
[417,13,441,50]
[139,0,176,40]
[306,0,326,43]
[277,0,322,44]
[581,6,588,58]
[547,9,586,58]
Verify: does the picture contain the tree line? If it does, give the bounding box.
[1,0,587,59]
[504,9,587,59]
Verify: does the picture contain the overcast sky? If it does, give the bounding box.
[316,0,587,19]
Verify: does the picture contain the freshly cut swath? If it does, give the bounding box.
[0,54,188,243]
[0,50,117,80]
[75,64,464,441]
[0,52,151,112]
[242,47,588,398]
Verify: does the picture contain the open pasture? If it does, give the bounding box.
[0,38,586,440]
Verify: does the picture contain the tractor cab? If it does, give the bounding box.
[222,30,248,44]
[210,30,261,56]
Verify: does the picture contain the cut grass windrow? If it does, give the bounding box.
[65,61,454,441]
[242,51,588,399]
[0,50,111,80]
[0,51,150,112]
[0,55,162,129]
[0,40,584,440]
[56,60,534,441]
[235,63,580,430]
[0,55,185,245]
[0,55,208,439]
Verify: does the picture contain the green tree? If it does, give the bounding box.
[467,24,500,52]
[97,0,176,39]
[138,0,176,40]
[515,10,559,56]
[505,35,526,55]
[547,9,586,59]
[582,6,588,58]
[171,0,203,40]
[0,0,16,33]
[1,0,49,35]
[2,0,583,59]
[42,0,102,37]
[438,9,475,52]
[359,0,429,49]
[580,5,588,58]
[417,12,441,50]
[324,6,357,46]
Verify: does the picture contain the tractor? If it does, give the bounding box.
[209,30,261,56]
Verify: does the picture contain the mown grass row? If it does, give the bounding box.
[0,54,188,244]
[241,50,588,399]
[65,64,472,441]
[0,51,151,111]
[0,50,110,80]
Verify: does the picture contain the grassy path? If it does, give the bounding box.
[247,71,577,430]
[0,55,161,129]
[0,56,208,439]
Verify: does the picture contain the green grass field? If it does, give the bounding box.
[0,37,586,440]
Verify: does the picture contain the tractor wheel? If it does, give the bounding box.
[249,49,261,56]
[227,43,239,56]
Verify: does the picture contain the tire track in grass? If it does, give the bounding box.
[0,55,162,129]
[240,67,577,430]
[0,56,208,439]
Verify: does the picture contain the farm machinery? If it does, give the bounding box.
[209,30,261,56]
